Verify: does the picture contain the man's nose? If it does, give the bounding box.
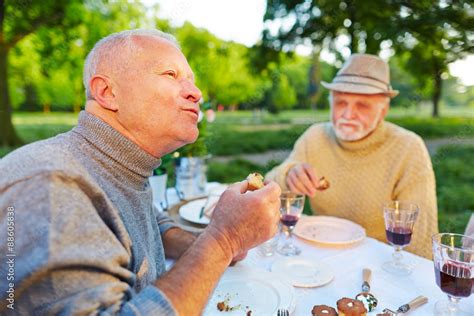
[342,103,357,119]
[181,80,202,103]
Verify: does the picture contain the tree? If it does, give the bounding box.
[0,0,79,146]
[263,1,474,117]
[391,1,473,117]
[176,22,266,108]
[263,0,399,111]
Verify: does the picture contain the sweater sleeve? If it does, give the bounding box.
[393,136,439,259]
[154,205,179,236]
[265,127,311,190]
[0,172,177,315]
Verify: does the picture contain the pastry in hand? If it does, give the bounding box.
[246,172,264,191]
[337,297,367,316]
[318,176,330,190]
[312,304,338,315]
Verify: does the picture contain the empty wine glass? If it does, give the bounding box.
[382,201,419,275]
[277,191,305,256]
[432,233,474,316]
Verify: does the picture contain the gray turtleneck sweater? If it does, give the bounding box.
[0,111,178,315]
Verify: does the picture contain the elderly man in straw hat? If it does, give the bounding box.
[266,54,438,258]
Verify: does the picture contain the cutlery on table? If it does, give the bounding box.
[276,309,289,316]
[355,268,378,312]
[198,195,212,218]
[377,295,428,315]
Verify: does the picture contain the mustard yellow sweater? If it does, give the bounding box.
[266,121,438,258]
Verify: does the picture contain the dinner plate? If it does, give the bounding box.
[179,197,219,225]
[293,215,366,246]
[203,266,295,315]
[271,257,334,288]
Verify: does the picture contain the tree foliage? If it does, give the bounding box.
[263,0,473,116]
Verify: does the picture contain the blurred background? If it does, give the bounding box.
[0,0,473,233]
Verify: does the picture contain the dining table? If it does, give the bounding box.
[156,182,474,316]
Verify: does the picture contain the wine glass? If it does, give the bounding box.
[432,233,474,316]
[382,201,419,275]
[277,191,305,256]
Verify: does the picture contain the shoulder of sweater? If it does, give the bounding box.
[384,121,426,149]
[300,122,331,139]
[0,133,89,189]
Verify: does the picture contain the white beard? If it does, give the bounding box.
[332,108,383,141]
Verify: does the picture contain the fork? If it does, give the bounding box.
[277,309,289,316]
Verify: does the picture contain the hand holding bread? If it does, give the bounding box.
[286,163,330,197]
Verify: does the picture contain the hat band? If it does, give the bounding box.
[337,73,389,87]
[333,74,391,92]
[332,80,389,93]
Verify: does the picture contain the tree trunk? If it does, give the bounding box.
[0,45,22,147]
[348,1,358,54]
[432,66,442,118]
[43,102,51,113]
[309,49,323,110]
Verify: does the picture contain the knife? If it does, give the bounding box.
[378,295,428,315]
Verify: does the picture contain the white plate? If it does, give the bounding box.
[179,196,219,225]
[271,257,334,288]
[203,266,295,315]
[293,215,366,246]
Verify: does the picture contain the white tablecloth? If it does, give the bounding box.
[160,183,474,315]
[236,236,474,315]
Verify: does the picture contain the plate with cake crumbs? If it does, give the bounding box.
[293,215,366,247]
[203,266,295,315]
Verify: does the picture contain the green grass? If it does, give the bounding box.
[433,145,474,234]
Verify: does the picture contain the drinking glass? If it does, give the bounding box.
[277,192,305,256]
[432,233,474,316]
[382,201,419,275]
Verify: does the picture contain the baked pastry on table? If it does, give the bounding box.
[337,297,367,316]
[312,304,338,315]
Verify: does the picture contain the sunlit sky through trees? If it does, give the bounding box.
[150,0,473,86]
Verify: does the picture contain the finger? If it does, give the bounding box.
[302,163,320,189]
[259,181,281,196]
[287,175,308,195]
[293,167,316,196]
[293,168,317,196]
[228,180,249,194]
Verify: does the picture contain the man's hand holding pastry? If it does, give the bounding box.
[286,163,330,197]
[205,173,281,261]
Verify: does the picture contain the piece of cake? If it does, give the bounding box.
[337,297,367,316]
[312,304,338,315]
[246,172,264,191]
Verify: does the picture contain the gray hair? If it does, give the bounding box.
[83,29,179,99]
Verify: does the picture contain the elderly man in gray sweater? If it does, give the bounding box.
[0,30,281,315]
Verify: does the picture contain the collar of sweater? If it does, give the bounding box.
[332,121,387,153]
[74,111,162,182]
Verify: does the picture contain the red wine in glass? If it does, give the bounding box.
[280,214,300,227]
[435,262,473,298]
[386,227,412,246]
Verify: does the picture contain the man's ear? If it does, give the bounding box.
[89,75,119,111]
[381,99,390,119]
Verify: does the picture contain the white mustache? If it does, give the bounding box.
[335,118,363,130]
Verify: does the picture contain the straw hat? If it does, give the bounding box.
[322,54,399,98]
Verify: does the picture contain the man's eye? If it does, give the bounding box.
[164,71,176,78]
